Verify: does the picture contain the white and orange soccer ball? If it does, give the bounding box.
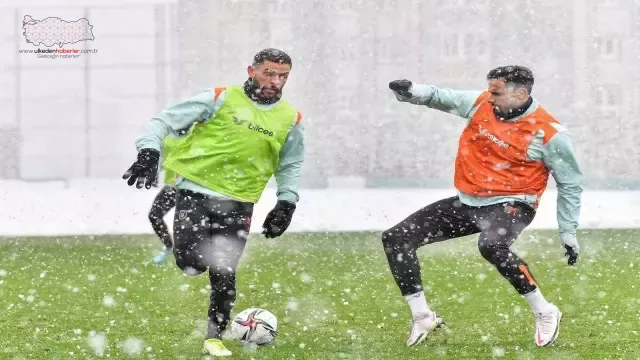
[230,308,278,345]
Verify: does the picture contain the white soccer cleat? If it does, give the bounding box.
[406,311,445,346]
[534,303,562,346]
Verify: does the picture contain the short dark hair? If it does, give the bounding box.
[253,48,292,67]
[486,65,534,94]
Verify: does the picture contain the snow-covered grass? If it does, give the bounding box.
[0,230,638,359]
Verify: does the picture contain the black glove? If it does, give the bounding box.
[122,148,160,189]
[389,79,413,98]
[262,200,296,238]
[564,245,578,266]
[559,232,579,266]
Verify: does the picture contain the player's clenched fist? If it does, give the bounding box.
[389,79,413,98]
[262,200,296,238]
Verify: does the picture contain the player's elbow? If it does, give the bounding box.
[553,169,583,194]
[556,180,583,199]
[275,160,303,179]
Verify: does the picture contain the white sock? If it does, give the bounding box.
[523,289,551,313]
[405,291,431,317]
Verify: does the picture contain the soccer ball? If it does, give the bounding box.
[230,308,278,345]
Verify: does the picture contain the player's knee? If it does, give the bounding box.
[148,209,162,222]
[478,238,510,264]
[179,263,206,276]
[382,228,406,254]
[381,228,397,247]
[175,254,207,276]
[477,238,497,261]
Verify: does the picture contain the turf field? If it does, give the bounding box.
[1,230,639,359]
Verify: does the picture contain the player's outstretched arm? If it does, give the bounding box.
[541,127,584,265]
[262,114,305,238]
[123,88,223,189]
[135,89,222,152]
[389,79,483,119]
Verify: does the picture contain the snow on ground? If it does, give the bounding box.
[1,179,638,236]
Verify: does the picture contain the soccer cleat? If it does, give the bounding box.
[406,311,445,346]
[534,303,562,346]
[203,338,232,357]
[153,247,172,265]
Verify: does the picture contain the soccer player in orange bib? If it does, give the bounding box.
[385,65,582,347]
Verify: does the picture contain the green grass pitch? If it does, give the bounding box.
[1,230,639,359]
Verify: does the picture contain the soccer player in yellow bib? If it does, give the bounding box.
[123,48,305,356]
